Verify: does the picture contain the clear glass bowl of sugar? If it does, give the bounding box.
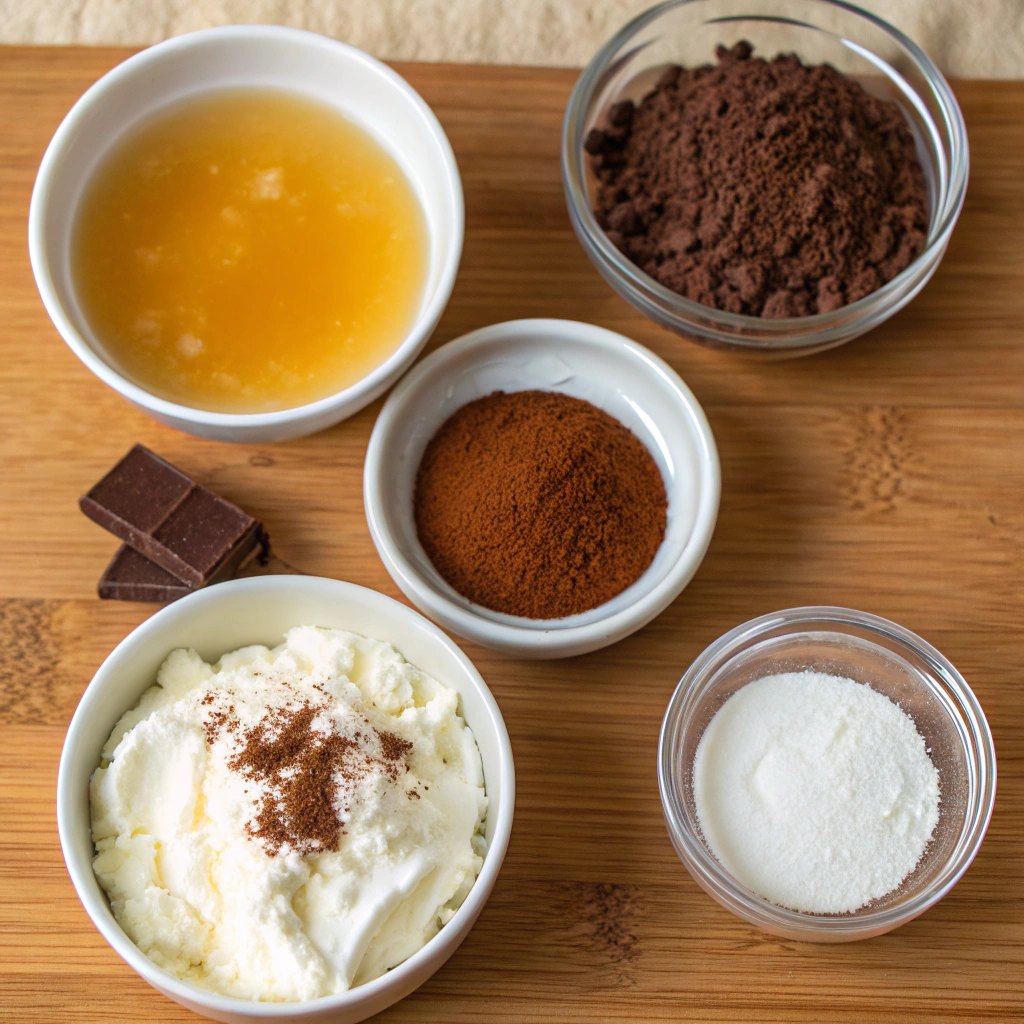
[658,606,996,941]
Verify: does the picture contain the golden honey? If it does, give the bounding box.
[72,89,429,413]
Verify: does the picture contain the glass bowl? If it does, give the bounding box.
[658,607,996,941]
[562,0,969,357]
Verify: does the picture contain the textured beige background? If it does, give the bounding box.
[0,0,1021,77]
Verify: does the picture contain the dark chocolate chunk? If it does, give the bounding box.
[608,100,635,128]
[584,128,609,155]
[98,545,194,602]
[98,533,268,603]
[81,445,264,587]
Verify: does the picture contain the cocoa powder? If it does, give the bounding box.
[413,390,667,619]
[586,41,929,317]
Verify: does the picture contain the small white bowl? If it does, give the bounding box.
[29,26,463,443]
[364,319,720,659]
[56,576,514,1023]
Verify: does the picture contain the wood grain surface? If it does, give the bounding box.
[0,48,1021,1024]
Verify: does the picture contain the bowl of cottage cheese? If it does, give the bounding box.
[57,575,514,1023]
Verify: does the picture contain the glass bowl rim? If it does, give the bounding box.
[561,0,970,349]
[657,605,997,937]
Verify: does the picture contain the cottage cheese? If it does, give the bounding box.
[90,626,487,1001]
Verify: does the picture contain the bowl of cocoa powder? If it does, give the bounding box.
[562,0,968,356]
[363,319,720,659]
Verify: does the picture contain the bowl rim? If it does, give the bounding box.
[28,24,464,428]
[55,574,515,1016]
[658,605,997,939]
[363,317,721,657]
[561,0,970,349]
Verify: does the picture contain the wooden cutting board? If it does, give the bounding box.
[0,48,1021,1023]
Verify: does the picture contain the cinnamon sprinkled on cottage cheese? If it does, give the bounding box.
[90,626,487,1001]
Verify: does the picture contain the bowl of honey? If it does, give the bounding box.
[29,26,463,442]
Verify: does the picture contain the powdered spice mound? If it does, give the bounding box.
[226,700,412,857]
[413,390,667,619]
[586,41,929,317]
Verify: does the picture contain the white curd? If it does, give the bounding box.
[90,625,487,1000]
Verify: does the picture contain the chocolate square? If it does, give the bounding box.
[98,545,194,602]
[81,445,264,587]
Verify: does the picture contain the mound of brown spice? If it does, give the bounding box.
[204,692,413,858]
[413,389,667,619]
[586,41,929,317]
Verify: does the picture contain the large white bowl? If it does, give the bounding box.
[364,319,720,659]
[56,576,514,1023]
[29,26,464,443]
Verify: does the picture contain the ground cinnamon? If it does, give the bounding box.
[413,390,667,619]
[225,699,412,857]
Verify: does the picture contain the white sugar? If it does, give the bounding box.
[693,671,940,914]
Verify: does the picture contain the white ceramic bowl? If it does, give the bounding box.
[364,319,720,659]
[56,576,514,1023]
[29,26,463,443]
